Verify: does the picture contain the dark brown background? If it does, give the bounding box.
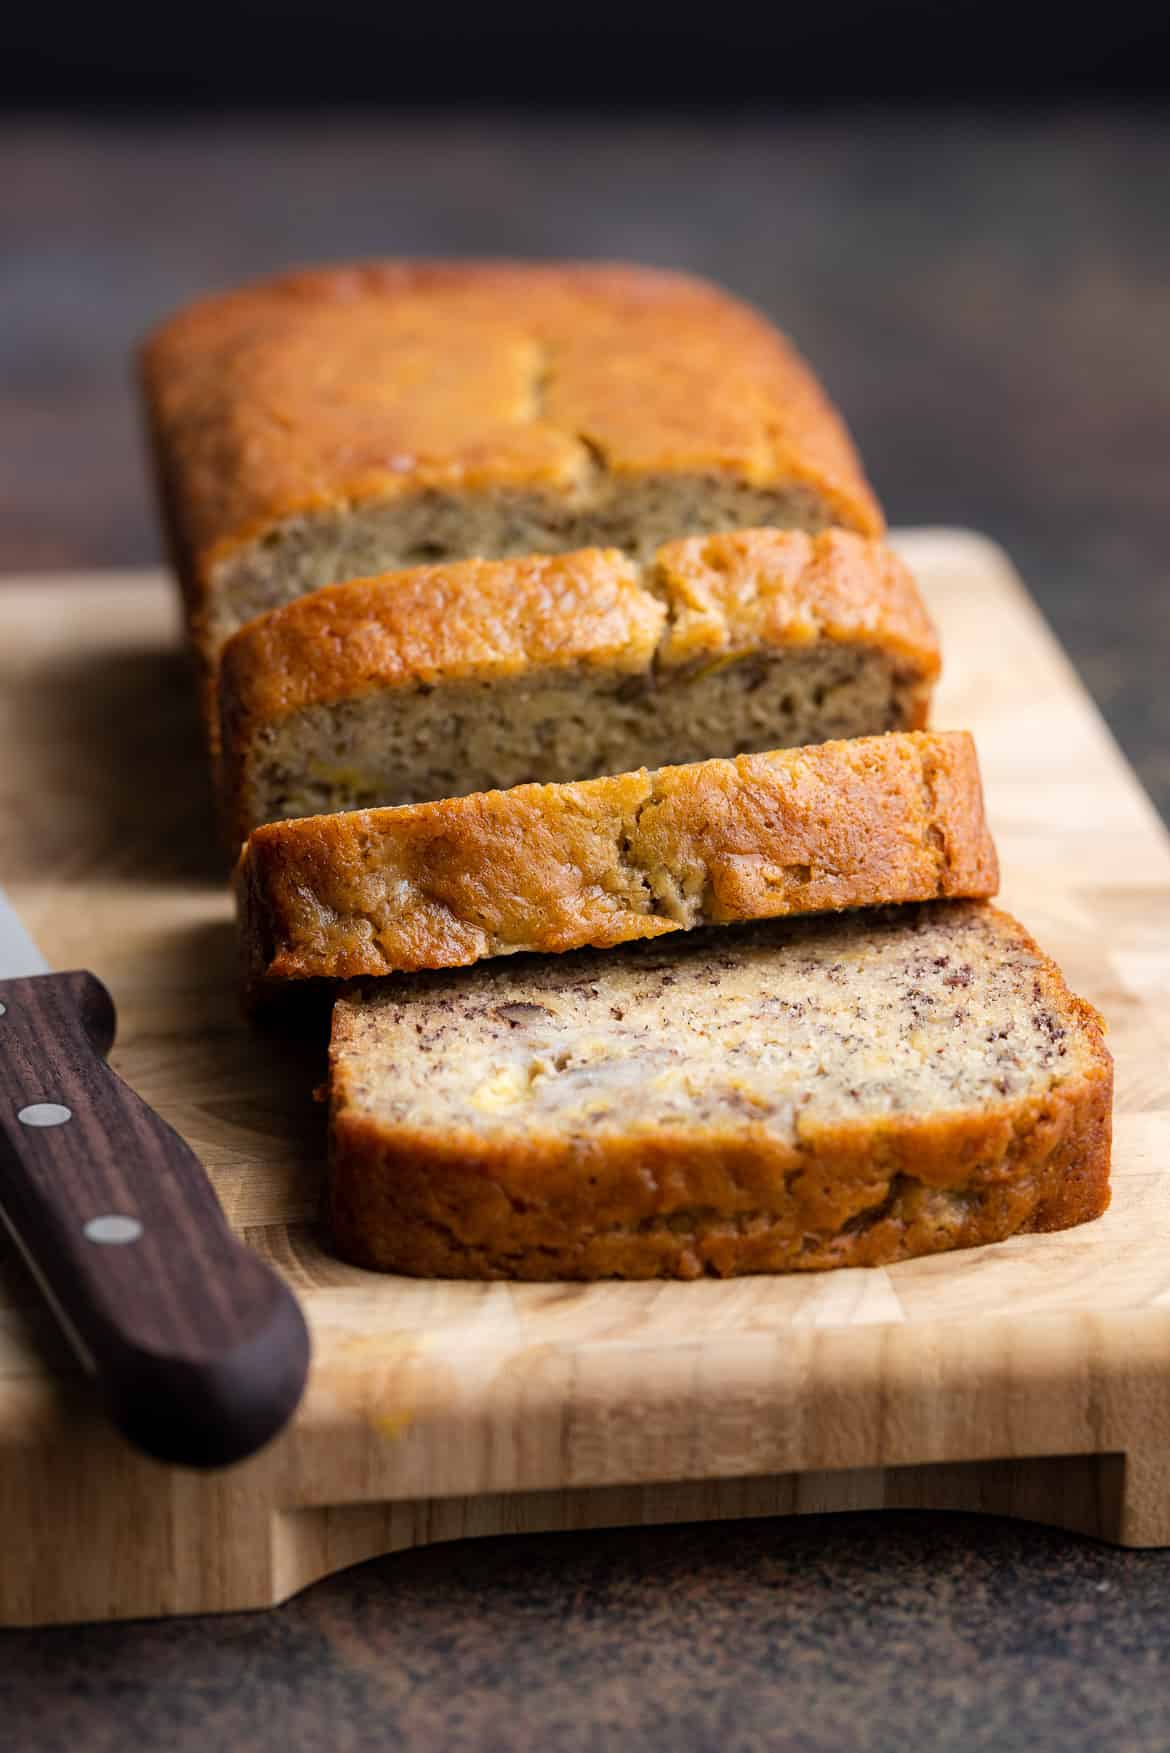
[5,3,1170,105]
[2,111,1169,1749]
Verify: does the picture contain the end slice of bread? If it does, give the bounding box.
[139,260,885,738]
[236,730,998,995]
[328,901,1112,1280]
[217,529,939,846]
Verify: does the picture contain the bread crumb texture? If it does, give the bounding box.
[217,528,938,843]
[328,902,1112,1279]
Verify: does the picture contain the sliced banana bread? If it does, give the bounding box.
[237,731,998,993]
[328,901,1112,1280]
[140,261,883,728]
[218,528,939,844]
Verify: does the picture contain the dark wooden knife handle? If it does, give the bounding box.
[0,970,310,1468]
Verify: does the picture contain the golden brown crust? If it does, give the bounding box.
[220,547,661,726]
[141,261,883,639]
[652,528,935,674]
[217,528,939,847]
[326,905,1113,1280]
[237,731,999,992]
[220,529,933,730]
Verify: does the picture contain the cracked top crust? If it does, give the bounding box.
[141,260,883,585]
[218,528,937,733]
[236,730,999,993]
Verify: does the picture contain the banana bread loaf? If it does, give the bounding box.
[140,261,883,728]
[328,901,1113,1279]
[237,730,998,993]
[218,528,939,845]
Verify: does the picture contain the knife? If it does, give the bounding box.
[0,886,310,1468]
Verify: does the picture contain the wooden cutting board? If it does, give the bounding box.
[0,529,1168,1628]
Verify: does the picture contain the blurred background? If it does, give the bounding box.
[2,1,1169,811]
[5,3,1170,106]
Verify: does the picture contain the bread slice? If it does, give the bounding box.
[328,901,1112,1280]
[140,261,883,726]
[237,730,998,993]
[218,528,939,845]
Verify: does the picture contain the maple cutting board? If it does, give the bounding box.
[0,529,1168,1628]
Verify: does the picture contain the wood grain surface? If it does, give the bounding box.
[0,528,1168,1626]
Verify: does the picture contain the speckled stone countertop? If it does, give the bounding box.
[5,1514,1170,1752]
[2,110,1169,1752]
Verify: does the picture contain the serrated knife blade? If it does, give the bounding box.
[0,885,50,979]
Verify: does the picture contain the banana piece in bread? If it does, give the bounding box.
[328,901,1112,1280]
